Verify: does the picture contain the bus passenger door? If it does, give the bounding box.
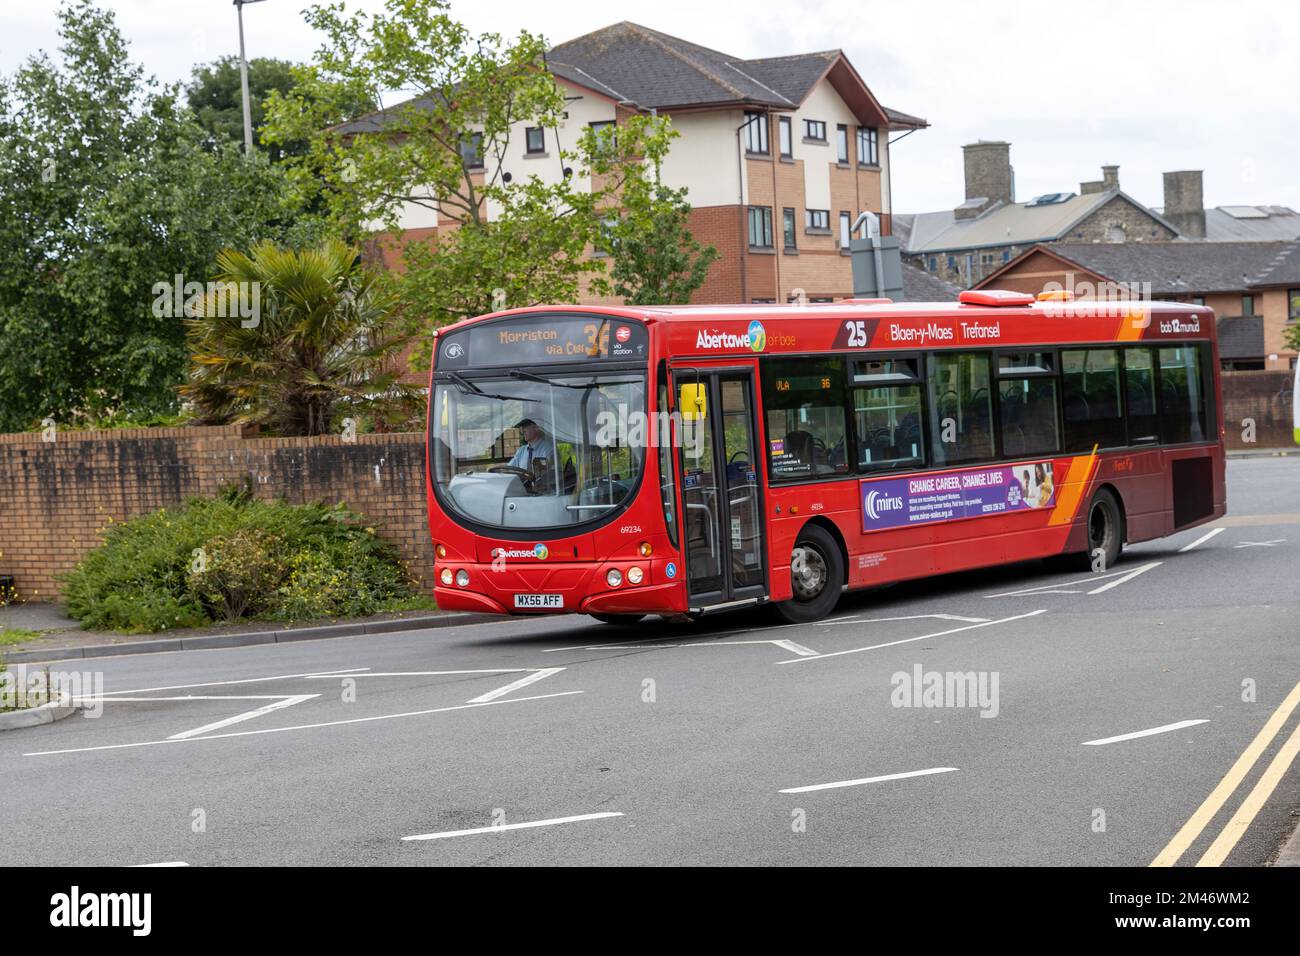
[674,369,766,612]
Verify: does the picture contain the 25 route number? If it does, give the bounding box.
[845,320,869,347]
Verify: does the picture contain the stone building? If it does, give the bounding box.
[894,141,1178,287]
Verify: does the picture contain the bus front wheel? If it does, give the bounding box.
[775,524,844,624]
[1068,488,1123,572]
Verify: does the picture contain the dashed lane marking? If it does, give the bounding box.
[1081,719,1209,747]
[403,812,624,842]
[780,767,958,793]
[776,610,1049,665]
[1178,527,1226,552]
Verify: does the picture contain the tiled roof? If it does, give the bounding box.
[1252,240,1300,288]
[896,190,1175,254]
[1046,241,1289,295]
[1216,316,1265,359]
[900,262,963,301]
[335,22,926,134]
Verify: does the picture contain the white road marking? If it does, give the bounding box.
[770,639,820,657]
[467,668,565,704]
[1082,719,1209,746]
[984,565,1142,598]
[167,694,318,740]
[23,691,582,757]
[780,767,958,793]
[98,668,371,697]
[303,670,531,678]
[402,812,624,842]
[815,613,989,626]
[1234,539,1285,549]
[1178,527,1225,552]
[131,861,189,867]
[777,609,1049,664]
[1086,561,1161,594]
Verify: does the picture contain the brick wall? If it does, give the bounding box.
[0,426,433,603]
[1221,370,1294,449]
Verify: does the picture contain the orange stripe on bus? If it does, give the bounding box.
[1116,306,1148,341]
[1048,446,1099,526]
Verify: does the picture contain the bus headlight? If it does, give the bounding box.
[606,569,623,588]
[455,570,470,588]
[440,568,453,586]
[627,566,644,585]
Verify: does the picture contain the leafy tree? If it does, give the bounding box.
[185,55,376,164]
[0,0,302,431]
[180,239,423,436]
[608,177,719,306]
[263,0,712,366]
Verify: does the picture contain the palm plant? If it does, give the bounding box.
[181,240,422,436]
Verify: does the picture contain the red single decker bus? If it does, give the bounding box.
[426,290,1225,624]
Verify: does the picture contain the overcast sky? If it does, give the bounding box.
[3,0,1296,214]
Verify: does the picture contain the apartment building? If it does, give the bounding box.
[338,21,926,305]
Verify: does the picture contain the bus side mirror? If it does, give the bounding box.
[679,383,707,421]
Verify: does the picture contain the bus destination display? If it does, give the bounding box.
[438,317,648,368]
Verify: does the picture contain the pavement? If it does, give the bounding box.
[1,456,1298,867]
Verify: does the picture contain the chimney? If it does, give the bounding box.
[1080,180,1105,195]
[1102,164,1120,191]
[1163,170,1206,239]
[961,141,1014,210]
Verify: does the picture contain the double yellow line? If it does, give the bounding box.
[1152,680,1300,866]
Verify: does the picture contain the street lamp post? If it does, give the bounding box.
[233,0,269,156]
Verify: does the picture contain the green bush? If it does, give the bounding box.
[63,494,418,632]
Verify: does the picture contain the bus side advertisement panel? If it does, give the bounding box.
[860,461,1058,533]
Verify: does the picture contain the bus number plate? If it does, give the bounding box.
[514,593,563,609]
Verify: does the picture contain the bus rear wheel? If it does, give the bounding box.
[775,524,844,624]
[589,613,647,626]
[1068,488,1123,572]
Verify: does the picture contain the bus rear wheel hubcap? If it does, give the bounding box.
[791,546,827,600]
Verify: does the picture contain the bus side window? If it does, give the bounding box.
[760,357,848,480]
[1062,348,1125,451]
[1124,348,1159,444]
[1158,345,1206,444]
[927,352,993,466]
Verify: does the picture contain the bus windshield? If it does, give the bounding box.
[431,370,647,531]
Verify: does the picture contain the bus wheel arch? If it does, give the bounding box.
[1070,485,1125,572]
[774,519,846,624]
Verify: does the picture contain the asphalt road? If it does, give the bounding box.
[3,457,1298,866]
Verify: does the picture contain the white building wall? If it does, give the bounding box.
[659,109,744,208]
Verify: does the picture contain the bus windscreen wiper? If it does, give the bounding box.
[509,370,640,389]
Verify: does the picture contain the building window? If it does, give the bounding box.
[856,127,878,166]
[1241,294,1256,316]
[836,124,849,163]
[761,357,849,480]
[782,208,796,250]
[927,257,937,272]
[805,209,829,232]
[839,211,851,248]
[748,206,773,249]
[524,126,545,154]
[1002,249,1011,262]
[947,255,956,269]
[743,112,768,155]
[1288,289,1300,320]
[459,132,484,169]
[778,116,793,158]
[588,120,616,154]
[1192,295,1206,306]
[803,119,826,142]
